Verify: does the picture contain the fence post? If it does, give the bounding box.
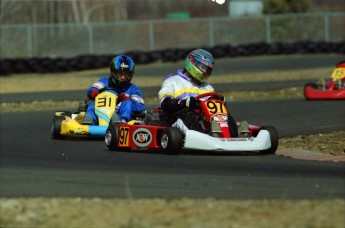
[324,13,330,42]
[149,21,154,50]
[265,15,272,44]
[88,24,94,54]
[208,18,214,47]
[27,25,33,57]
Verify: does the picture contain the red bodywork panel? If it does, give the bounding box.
[115,122,262,150]
[116,124,167,149]
[304,84,345,100]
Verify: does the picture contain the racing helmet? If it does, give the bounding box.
[110,55,135,87]
[184,49,214,83]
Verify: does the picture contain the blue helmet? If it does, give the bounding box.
[110,55,135,86]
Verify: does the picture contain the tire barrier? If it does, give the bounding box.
[1,41,344,76]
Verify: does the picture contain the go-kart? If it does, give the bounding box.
[304,61,345,100]
[105,92,279,155]
[51,87,126,139]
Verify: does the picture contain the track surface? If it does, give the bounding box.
[1,55,345,199]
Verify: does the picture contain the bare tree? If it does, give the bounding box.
[71,0,81,23]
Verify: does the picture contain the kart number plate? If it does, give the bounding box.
[205,100,227,114]
[96,97,114,108]
[331,68,345,79]
[119,126,129,146]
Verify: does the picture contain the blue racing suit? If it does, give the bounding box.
[85,76,145,125]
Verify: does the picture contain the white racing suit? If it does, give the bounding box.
[158,69,238,137]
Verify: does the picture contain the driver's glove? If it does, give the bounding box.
[118,93,130,102]
[181,97,199,109]
[90,90,99,99]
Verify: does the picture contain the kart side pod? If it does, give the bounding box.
[105,123,183,154]
[184,126,278,154]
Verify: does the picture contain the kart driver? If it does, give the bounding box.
[158,48,248,137]
[83,55,145,125]
[318,60,345,90]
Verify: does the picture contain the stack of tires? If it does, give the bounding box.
[1,41,344,76]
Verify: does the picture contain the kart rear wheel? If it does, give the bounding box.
[260,126,279,154]
[105,123,131,152]
[51,116,66,139]
[161,127,183,155]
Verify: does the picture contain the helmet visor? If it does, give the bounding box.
[116,68,132,79]
[191,55,213,77]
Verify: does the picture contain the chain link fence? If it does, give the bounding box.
[1,12,344,59]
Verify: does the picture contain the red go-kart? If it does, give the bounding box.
[304,61,345,100]
[105,92,279,155]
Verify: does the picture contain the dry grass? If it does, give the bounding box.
[1,198,344,228]
[279,131,345,156]
[0,67,330,93]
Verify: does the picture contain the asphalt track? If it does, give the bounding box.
[1,54,345,199]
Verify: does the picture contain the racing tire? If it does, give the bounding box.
[260,126,279,155]
[105,123,131,152]
[160,127,183,155]
[51,116,66,139]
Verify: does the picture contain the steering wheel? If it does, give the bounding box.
[98,87,119,94]
[196,92,223,100]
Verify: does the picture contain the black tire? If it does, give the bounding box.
[105,123,131,152]
[105,123,119,151]
[260,126,279,154]
[51,116,66,139]
[160,127,183,155]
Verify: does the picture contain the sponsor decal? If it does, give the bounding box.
[219,122,228,128]
[120,63,129,68]
[132,128,152,147]
[211,114,228,122]
[220,138,248,142]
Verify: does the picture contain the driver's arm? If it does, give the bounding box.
[87,79,106,99]
[160,97,198,113]
[160,97,185,113]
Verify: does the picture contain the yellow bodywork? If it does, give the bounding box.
[61,116,90,137]
[94,91,117,125]
[55,91,118,137]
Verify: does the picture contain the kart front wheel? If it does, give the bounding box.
[51,116,66,139]
[105,123,131,152]
[260,126,279,154]
[105,123,119,151]
[160,127,183,155]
